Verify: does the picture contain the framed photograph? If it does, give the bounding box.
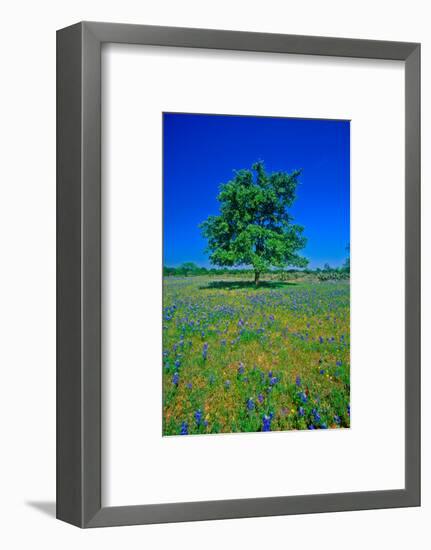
[57,21,420,527]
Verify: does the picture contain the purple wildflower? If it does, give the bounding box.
[299,392,307,403]
[262,413,273,432]
[246,398,255,411]
[202,342,208,360]
[172,372,179,386]
[180,421,188,435]
[194,409,203,426]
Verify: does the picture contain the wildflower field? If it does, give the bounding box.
[162,275,350,436]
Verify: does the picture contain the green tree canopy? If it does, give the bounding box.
[200,161,308,284]
[179,262,199,275]
[342,244,350,273]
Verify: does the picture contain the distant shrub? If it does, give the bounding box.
[317,270,349,282]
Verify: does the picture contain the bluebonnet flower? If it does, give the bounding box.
[269,376,278,386]
[201,331,205,338]
[347,404,350,416]
[268,370,273,378]
[224,380,231,389]
[312,408,321,423]
[299,392,307,403]
[319,369,325,375]
[296,375,301,387]
[221,339,226,346]
[202,342,208,360]
[203,420,209,427]
[238,362,245,375]
[334,415,341,425]
[262,413,273,432]
[336,360,342,367]
[308,424,316,430]
[186,382,192,390]
[194,409,203,426]
[246,398,255,411]
[175,359,181,369]
[180,421,188,435]
[319,336,324,344]
[298,406,305,417]
[320,423,328,429]
[269,314,275,322]
[257,393,264,404]
[172,372,179,386]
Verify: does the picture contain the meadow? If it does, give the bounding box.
[162,274,350,436]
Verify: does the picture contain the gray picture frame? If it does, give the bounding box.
[57,21,421,528]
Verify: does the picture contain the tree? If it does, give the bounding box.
[342,244,350,273]
[200,161,308,285]
[179,262,200,276]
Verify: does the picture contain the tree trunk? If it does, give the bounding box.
[254,271,260,286]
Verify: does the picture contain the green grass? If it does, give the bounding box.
[162,275,350,436]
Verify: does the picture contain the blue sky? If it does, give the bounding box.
[163,113,350,269]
